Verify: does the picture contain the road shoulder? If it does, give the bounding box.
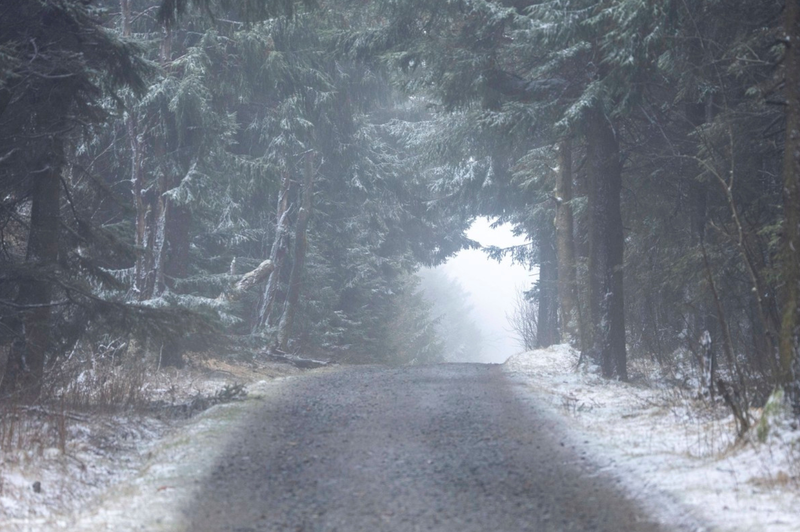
[504,345,800,532]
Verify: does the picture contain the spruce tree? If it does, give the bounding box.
[0,0,146,399]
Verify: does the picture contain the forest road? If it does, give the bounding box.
[185,364,689,532]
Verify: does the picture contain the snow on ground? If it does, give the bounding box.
[60,377,298,532]
[504,345,800,532]
[4,349,799,531]
[0,356,302,532]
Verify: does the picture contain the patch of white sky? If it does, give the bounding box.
[427,217,533,364]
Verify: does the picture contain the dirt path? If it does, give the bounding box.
[183,364,694,532]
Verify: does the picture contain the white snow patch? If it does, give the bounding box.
[505,345,800,532]
[0,378,294,532]
[0,356,302,532]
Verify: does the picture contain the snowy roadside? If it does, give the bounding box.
[57,376,302,532]
[0,357,304,532]
[504,345,800,532]
[4,349,798,532]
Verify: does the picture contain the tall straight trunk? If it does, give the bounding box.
[780,0,800,406]
[536,225,559,348]
[150,22,186,368]
[150,166,169,297]
[255,171,293,332]
[157,24,193,298]
[586,107,627,380]
[683,17,722,374]
[275,154,315,352]
[573,149,592,349]
[123,3,175,302]
[686,97,715,370]
[120,0,132,35]
[151,23,173,298]
[121,0,149,298]
[0,87,11,120]
[164,202,191,284]
[128,112,148,297]
[555,137,582,347]
[0,140,62,399]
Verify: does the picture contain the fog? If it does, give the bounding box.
[427,218,532,364]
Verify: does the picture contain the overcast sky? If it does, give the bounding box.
[431,217,533,364]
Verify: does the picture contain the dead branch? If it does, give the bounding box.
[219,259,274,303]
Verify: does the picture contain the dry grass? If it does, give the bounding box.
[0,343,303,523]
[0,341,301,457]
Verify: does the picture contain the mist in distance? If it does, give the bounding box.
[422,218,532,364]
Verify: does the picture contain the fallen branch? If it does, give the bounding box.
[218,259,274,302]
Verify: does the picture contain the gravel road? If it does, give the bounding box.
[185,364,686,532]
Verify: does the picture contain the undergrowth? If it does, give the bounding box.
[0,339,249,457]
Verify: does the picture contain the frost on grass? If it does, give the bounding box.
[505,345,800,532]
[0,409,168,530]
[0,356,300,532]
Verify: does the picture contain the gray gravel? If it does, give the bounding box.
[185,364,684,532]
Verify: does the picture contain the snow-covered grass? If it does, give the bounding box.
[504,345,800,532]
[59,377,295,532]
[0,355,301,531]
[0,410,168,530]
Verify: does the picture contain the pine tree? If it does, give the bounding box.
[0,0,147,399]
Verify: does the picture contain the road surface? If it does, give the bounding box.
[185,364,685,532]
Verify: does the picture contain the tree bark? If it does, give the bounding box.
[255,170,293,332]
[685,91,715,372]
[275,153,315,352]
[0,87,11,123]
[555,137,582,347]
[120,0,150,299]
[536,224,559,348]
[586,107,627,380]
[780,0,800,407]
[164,201,192,286]
[128,110,149,298]
[573,146,592,350]
[150,23,174,299]
[0,140,63,400]
[222,259,275,302]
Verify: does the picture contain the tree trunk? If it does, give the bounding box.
[573,146,592,350]
[164,201,191,286]
[536,224,559,348]
[555,137,582,348]
[123,2,174,303]
[222,259,275,302]
[151,188,168,296]
[0,87,11,121]
[780,0,800,407]
[120,0,149,299]
[685,94,715,372]
[0,140,62,400]
[255,170,293,332]
[586,107,627,380]
[128,111,149,298]
[150,23,174,299]
[275,154,315,352]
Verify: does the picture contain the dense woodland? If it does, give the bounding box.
[1,0,800,424]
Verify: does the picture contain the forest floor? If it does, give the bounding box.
[0,346,797,531]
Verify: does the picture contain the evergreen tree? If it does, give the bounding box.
[0,0,147,399]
